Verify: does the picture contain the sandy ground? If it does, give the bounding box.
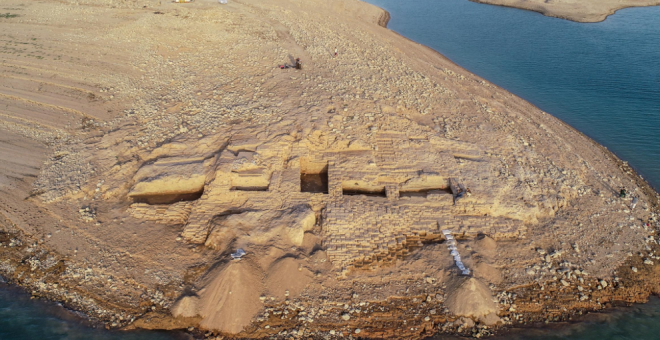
[470,0,660,22]
[1,0,660,338]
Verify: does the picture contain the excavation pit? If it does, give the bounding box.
[400,188,453,198]
[341,180,387,197]
[131,190,204,205]
[342,187,387,197]
[301,170,328,194]
[300,159,329,194]
[230,185,269,191]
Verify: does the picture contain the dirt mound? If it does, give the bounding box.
[196,259,264,334]
[474,236,497,259]
[473,261,502,285]
[266,257,313,300]
[445,277,497,318]
[171,295,200,318]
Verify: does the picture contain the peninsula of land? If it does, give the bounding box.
[471,0,660,22]
[1,0,660,339]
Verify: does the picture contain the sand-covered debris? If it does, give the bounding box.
[204,206,316,251]
[474,235,498,258]
[171,295,199,319]
[196,259,265,334]
[266,257,313,300]
[445,277,498,319]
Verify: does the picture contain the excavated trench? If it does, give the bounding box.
[131,190,204,205]
[300,160,329,194]
[399,187,453,198]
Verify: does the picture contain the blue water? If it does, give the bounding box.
[364,0,660,338]
[493,298,660,339]
[368,0,660,189]
[0,282,186,340]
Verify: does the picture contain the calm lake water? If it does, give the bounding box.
[369,0,660,190]
[492,297,660,340]
[2,0,660,338]
[364,0,660,338]
[0,282,186,339]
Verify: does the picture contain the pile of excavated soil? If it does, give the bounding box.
[266,257,314,301]
[445,277,498,319]
[172,256,315,333]
[196,259,265,334]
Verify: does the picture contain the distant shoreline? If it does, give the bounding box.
[468,0,660,23]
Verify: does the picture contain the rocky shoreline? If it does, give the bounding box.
[1,0,660,339]
[3,200,660,339]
